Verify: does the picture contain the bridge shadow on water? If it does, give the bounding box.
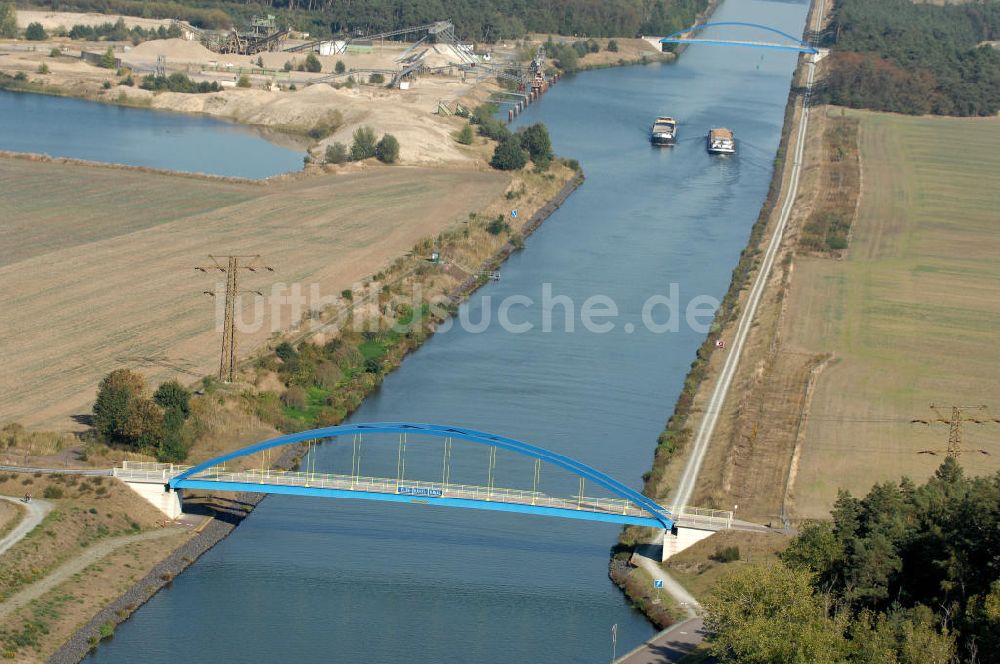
[182,494,260,525]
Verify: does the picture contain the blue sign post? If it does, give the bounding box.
[511,209,518,218]
[653,579,664,589]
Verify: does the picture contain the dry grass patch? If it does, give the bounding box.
[663,530,789,601]
[0,473,163,602]
[0,528,190,663]
[0,500,24,541]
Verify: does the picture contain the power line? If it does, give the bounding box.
[195,255,273,383]
[913,404,995,458]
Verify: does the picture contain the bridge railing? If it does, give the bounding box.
[181,467,652,519]
[673,506,733,530]
[113,461,675,522]
[114,461,192,483]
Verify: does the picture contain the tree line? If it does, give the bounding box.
[29,0,708,40]
[705,459,1000,662]
[818,0,1000,116]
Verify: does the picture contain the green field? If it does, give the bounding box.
[788,111,1000,517]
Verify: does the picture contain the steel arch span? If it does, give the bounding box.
[661,21,818,54]
[169,422,674,529]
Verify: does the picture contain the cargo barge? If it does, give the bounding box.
[707,127,736,154]
[650,116,678,146]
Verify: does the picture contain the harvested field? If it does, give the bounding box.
[789,111,1000,517]
[0,157,507,430]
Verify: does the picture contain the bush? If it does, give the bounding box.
[102,80,112,89]
[49,48,62,57]
[325,142,349,164]
[13,71,26,81]
[93,369,162,450]
[25,22,47,41]
[341,289,353,300]
[0,3,15,39]
[153,380,191,418]
[478,117,511,142]
[517,123,553,164]
[456,124,474,145]
[140,72,221,93]
[100,47,117,70]
[350,125,377,161]
[369,72,384,84]
[304,53,322,73]
[157,407,188,462]
[281,386,308,410]
[307,110,343,140]
[236,74,251,88]
[470,101,499,125]
[490,137,528,171]
[42,486,64,499]
[335,59,346,74]
[283,60,293,72]
[375,134,399,163]
[37,63,49,75]
[712,545,741,563]
[607,39,619,52]
[486,215,511,235]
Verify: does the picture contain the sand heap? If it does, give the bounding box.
[419,44,476,68]
[124,38,218,64]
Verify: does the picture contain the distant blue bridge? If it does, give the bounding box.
[141,423,687,529]
[661,21,818,54]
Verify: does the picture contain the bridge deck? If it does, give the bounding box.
[114,462,732,530]
[661,38,818,53]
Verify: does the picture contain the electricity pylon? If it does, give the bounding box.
[195,255,273,383]
[912,404,995,458]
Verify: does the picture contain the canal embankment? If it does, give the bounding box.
[611,0,829,630]
[66,0,820,658]
[43,169,583,664]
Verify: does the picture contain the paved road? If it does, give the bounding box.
[634,547,701,618]
[0,495,52,557]
[616,617,707,664]
[0,526,182,620]
[622,3,826,660]
[671,7,822,517]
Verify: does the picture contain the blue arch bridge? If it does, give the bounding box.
[114,423,739,559]
[660,21,819,54]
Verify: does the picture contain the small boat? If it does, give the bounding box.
[650,116,677,146]
[707,127,736,154]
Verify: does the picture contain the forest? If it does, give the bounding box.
[28,0,708,39]
[818,0,1000,116]
[705,459,1000,663]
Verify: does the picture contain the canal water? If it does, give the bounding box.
[88,0,810,661]
[0,90,303,178]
